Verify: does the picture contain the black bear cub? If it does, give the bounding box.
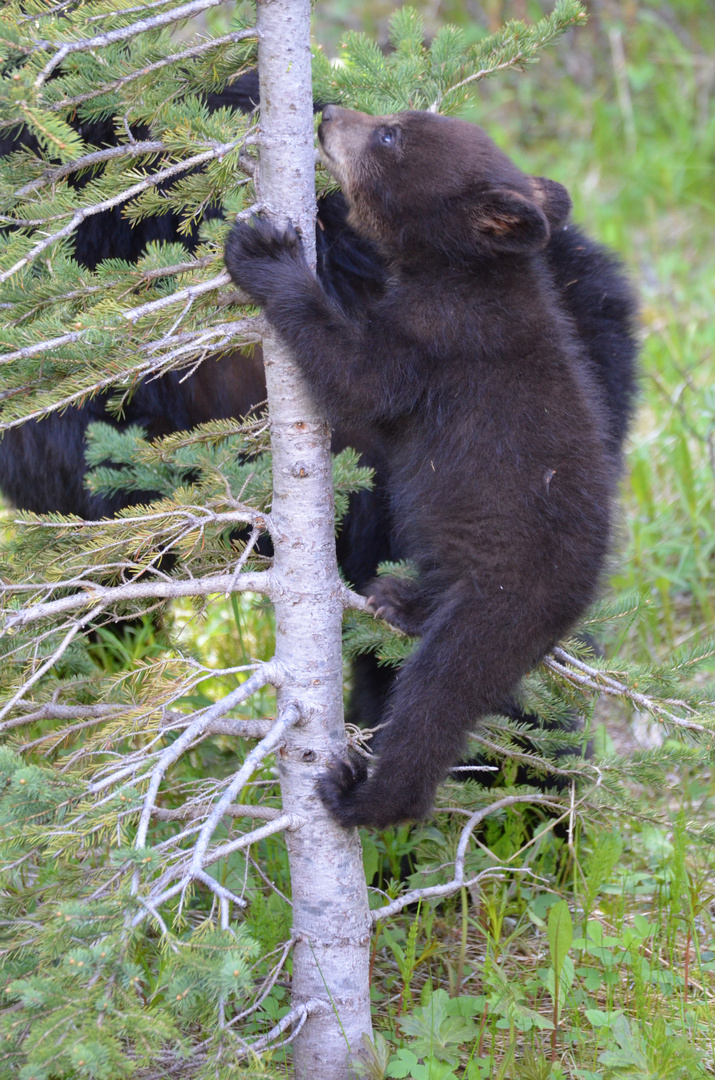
[225,106,621,829]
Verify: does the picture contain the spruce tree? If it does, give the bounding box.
[1,3,713,1078]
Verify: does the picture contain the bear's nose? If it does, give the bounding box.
[321,104,336,122]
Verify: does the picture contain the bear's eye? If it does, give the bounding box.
[378,127,397,147]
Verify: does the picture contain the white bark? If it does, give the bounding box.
[253,1,373,1077]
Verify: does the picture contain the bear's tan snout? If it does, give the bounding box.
[318,105,379,183]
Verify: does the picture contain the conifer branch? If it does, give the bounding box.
[468,732,580,779]
[0,313,262,368]
[428,55,535,112]
[133,660,283,851]
[0,604,102,723]
[546,646,709,732]
[0,138,251,285]
[85,0,193,24]
[123,270,232,322]
[30,1,255,87]
[14,710,273,746]
[0,315,264,428]
[141,254,217,280]
[8,504,269,536]
[44,32,258,113]
[428,0,587,113]
[14,140,167,197]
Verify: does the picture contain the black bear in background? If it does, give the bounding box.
[224,105,639,828]
[0,76,637,752]
[0,73,394,597]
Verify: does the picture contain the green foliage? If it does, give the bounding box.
[0,2,258,426]
[312,2,586,116]
[397,988,482,1061]
[0,885,261,1080]
[597,1015,706,1078]
[343,608,417,667]
[2,0,715,1076]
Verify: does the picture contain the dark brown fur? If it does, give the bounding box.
[2,87,637,812]
[225,107,624,829]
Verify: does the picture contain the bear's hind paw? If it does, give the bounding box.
[316,755,371,827]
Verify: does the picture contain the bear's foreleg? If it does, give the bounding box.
[225,218,418,426]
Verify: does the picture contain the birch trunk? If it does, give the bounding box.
[254,1,373,1076]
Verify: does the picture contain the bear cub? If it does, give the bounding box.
[225,105,622,829]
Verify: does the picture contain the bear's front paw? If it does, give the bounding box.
[224,217,305,305]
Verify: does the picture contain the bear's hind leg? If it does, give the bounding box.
[319,586,530,828]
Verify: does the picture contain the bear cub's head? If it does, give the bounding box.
[318,106,571,266]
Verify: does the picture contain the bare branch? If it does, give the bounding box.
[2,569,270,630]
[152,803,280,821]
[189,704,302,876]
[340,584,371,612]
[245,851,292,907]
[133,659,283,850]
[235,999,325,1057]
[133,813,301,916]
[229,939,293,1024]
[370,794,562,921]
[202,811,301,865]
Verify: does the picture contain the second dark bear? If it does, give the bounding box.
[225,106,626,829]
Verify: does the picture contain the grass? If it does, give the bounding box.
[353,790,715,1079]
[2,2,714,1077]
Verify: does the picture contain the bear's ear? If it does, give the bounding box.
[468,187,550,254]
[528,176,572,227]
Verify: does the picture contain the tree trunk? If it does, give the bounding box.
[254,2,373,1076]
